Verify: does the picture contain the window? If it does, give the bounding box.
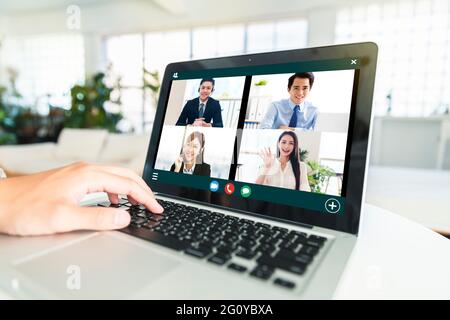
[335,0,450,116]
[145,30,191,80]
[0,33,85,113]
[274,19,308,50]
[192,24,245,59]
[247,22,275,53]
[105,34,143,87]
[105,34,145,133]
[247,19,308,53]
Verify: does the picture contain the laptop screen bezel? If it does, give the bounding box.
[143,42,377,235]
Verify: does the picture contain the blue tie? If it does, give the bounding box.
[289,105,300,128]
[199,103,205,117]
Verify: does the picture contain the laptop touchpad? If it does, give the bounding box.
[13,233,180,298]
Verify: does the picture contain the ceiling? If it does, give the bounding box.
[0,0,112,13]
[0,0,186,15]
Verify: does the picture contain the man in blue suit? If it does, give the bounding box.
[259,72,318,130]
[175,78,223,127]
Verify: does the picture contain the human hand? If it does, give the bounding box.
[193,118,205,126]
[0,162,163,236]
[174,154,183,172]
[259,147,275,172]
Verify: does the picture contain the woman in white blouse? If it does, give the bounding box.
[256,131,311,192]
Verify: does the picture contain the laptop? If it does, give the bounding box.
[0,42,377,299]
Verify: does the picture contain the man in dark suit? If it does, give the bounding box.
[175,78,223,127]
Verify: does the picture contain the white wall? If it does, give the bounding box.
[165,80,188,125]
[370,116,450,170]
[0,0,401,73]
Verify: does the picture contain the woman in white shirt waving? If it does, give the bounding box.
[256,131,311,192]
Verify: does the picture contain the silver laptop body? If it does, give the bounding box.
[0,42,377,299]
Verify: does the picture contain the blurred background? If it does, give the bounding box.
[0,0,449,233]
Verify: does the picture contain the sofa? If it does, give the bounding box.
[0,128,151,176]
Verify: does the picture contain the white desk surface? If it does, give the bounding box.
[1,199,449,299]
[334,204,450,299]
[365,166,450,234]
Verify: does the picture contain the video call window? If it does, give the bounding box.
[154,68,356,198]
[155,76,246,179]
[237,69,355,196]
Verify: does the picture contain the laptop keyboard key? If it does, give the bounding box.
[250,265,274,280]
[216,245,236,255]
[136,212,147,218]
[185,247,212,259]
[131,217,147,226]
[274,278,296,289]
[309,235,327,243]
[228,263,247,273]
[237,239,256,249]
[257,255,307,275]
[299,245,319,256]
[306,239,323,248]
[275,249,313,265]
[272,226,289,233]
[254,244,276,256]
[121,227,189,251]
[142,221,160,229]
[255,222,270,229]
[147,214,164,222]
[235,248,257,260]
[208,253,231,265]
[119,199,132,206]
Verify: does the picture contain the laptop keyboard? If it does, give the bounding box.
[112,199,328,290]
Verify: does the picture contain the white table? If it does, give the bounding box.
[334,204,450,299]
[366,166,450,235]
[0,200,449,299]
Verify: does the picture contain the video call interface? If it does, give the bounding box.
[153,59,359,215]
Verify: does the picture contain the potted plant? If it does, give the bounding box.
[299,148,336,194]
[253,79,268,97]
[65,72,123,132]
[0,76,21,145]
[143,68,161,109]
[306,160,336,194]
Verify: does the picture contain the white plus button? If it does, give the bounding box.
[325,198,341,214]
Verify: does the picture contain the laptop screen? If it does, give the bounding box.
[144,43,377,235]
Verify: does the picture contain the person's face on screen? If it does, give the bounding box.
[199,81,214,102]
[183,138,202,163]
[278,134,295,158]
[288,77,310,105]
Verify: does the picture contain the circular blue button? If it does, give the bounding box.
[209,180,219,192]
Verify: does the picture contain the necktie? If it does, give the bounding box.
[288,105,300,128]
[199,103,205,118]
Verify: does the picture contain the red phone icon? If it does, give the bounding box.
[224,183,235,195]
